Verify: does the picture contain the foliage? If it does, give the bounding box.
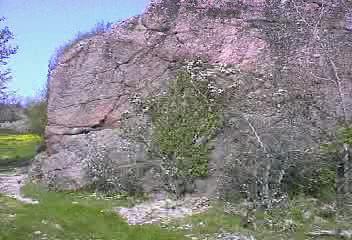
[219,162,254,202]
[339,127,352,145]
[0,184,186,240]
[25,99,47,136]
[281,157,336,201]
[0,133,42,169]
[0,17,18,100]
[149,71,223,179]
[86,144,144,196]
[320,126,352,154]
[302,167,336,201]
[23,84,48,136]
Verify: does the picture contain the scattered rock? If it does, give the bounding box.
[308,229,352,239]
[318,204,336,218]
[215,233,256,240]
[116,196,210,225]
[54,223,63,231]
[313,216,328,225]
[303,210,312,220]
[0,169,38,204]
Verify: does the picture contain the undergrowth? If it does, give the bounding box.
[149,71,223,178]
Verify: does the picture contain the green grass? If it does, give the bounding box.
[170,204,243,235]
[0,133,42,170]
[0,186,345,240]
[0,184,186,240]
[167,198,346,240]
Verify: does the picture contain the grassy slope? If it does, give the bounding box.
[0,186,343,240]
[0,184,186,240]
[0,133,41,170]
[169,199,344,240]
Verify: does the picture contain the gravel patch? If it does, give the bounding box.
[116,196,210,225]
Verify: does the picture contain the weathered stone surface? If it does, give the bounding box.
[31,129,149,190]
[34,0,352,194]
[46,0,273,138]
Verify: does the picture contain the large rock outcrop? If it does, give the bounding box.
[32,0,352,196]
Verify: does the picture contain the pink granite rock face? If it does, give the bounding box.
[47,0,269,140]
[35,0,352,192]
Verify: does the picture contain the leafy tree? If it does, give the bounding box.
[25,86,47,136]
[0,17,17,100]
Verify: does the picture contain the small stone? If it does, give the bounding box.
[34,231,41,235]
[313,216,328,225]
[303,210,312,220]
[54,223,63,230]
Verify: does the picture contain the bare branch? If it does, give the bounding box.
[328,57,348,123]
[244,116,268,153]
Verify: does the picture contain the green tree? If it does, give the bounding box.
[0,17,17,100]
[25,87,47,136]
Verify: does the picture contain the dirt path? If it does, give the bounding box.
[0,168,38,204]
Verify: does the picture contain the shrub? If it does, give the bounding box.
[304,167,336,200]
[149,71,224,180]
[281,155,336,201]
[25,87,48,136]
[86,146,143,196]
[26,101,47,136]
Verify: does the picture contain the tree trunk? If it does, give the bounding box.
[336,144,348,230]
[246,154,258,230]
[262,154,272,209]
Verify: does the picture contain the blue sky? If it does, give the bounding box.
[1,0,149,98]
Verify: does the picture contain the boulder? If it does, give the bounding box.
[33,0,352,196]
